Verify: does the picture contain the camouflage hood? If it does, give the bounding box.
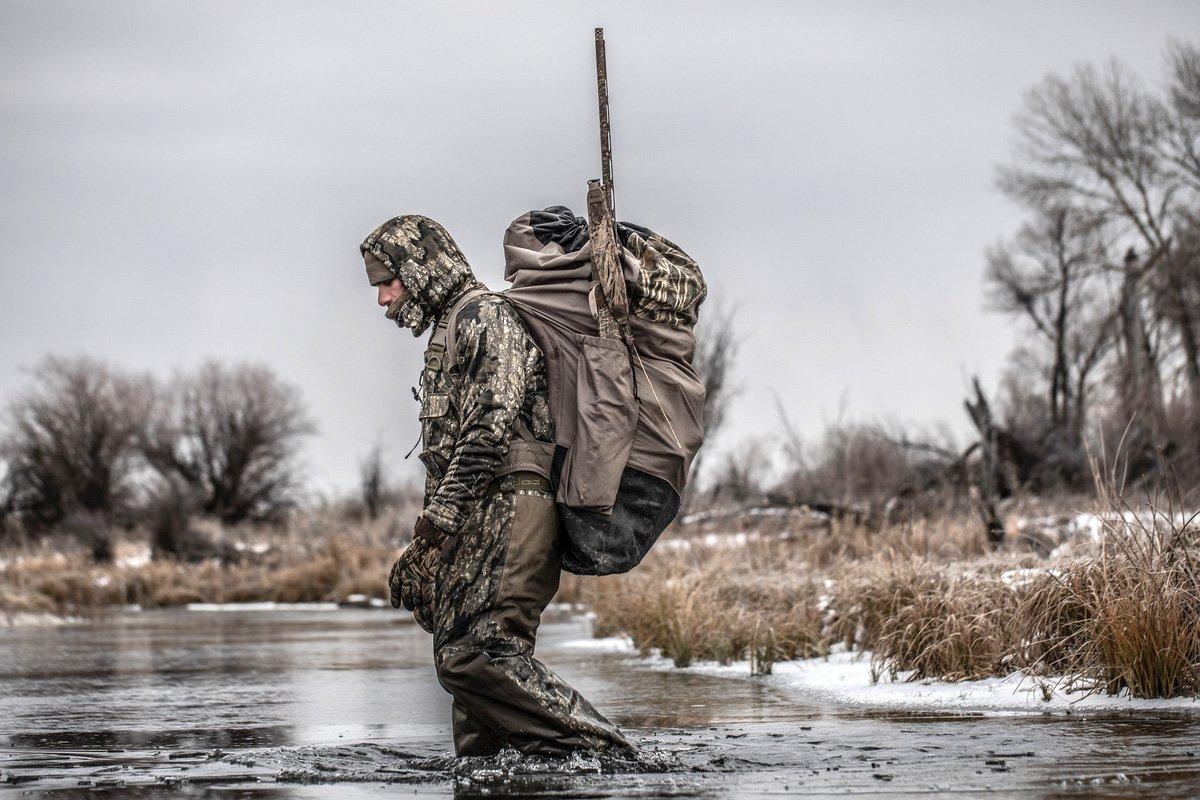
[360,215,483,336]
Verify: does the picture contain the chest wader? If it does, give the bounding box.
[421,290,631,757]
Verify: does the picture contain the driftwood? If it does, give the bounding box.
[963,379,1005,548]
[961,376,1048,549]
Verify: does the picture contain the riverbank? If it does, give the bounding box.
[0,513,398,622]
[581,491,1200,702]
[580,636,1200,712]
[6,491,1200,707]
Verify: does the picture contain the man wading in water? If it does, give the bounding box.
[360,215,632,758]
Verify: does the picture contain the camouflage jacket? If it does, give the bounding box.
[416,292,554,535]
[359,214,553,538]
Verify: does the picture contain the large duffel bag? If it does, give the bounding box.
[500,206,708,575]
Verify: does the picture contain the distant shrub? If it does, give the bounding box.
[0,356,149,531]
[140,361,315,525]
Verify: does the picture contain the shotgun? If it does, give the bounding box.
[586,29,681,447]
[587,27,630,342]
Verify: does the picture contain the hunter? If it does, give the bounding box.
[360,214,632,758]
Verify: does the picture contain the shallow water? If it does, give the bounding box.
[2,608,1200,797]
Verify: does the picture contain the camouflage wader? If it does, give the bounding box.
[361,215,631,757]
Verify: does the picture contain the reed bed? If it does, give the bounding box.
[585,488,1200,699]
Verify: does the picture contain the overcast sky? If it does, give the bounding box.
[1,0,1196,496]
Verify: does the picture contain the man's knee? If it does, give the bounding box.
[435,643,498,698]
[435,647,474,694]
[436,639,529,697]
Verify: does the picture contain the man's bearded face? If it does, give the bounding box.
[375,275,410,320]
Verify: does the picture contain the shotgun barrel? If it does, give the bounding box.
[595,27,615,218]
[587,27,629,336]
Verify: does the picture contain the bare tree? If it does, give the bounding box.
[706,440,769,506]
[1163,41,1200,193]
[773,398,945,522]
[140,362,315,524]
[0,356,148,530]
[358,443,394,520]
[999,60,1172,409]
[1000,58,1176,251]
[985,203,1114,446]
[994,43,1200,482]
[690,303,738,472]
[1115,246,1171,452]
[1160,211,1200,404]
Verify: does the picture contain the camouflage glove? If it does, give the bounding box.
[386,517,452,632]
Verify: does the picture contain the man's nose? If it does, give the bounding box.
[377,286,388,306]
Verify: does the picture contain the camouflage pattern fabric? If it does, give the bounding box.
[432,474,630,756]
[415,294,554,535]
[360,214,483,336]
[619,222,707,328]
[361,215,628,756]
[522,207,707,328]
[388,537,438,632]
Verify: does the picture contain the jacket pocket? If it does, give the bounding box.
[418,393,451,476]
[419,392,450,420]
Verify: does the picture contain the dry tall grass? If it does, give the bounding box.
[0,512,404,618]
[1012,481,1200,697]
[584,488,1200,699]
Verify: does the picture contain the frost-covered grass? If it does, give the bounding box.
[586,486,1200,700]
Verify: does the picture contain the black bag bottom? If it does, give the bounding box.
[551,448,680,576]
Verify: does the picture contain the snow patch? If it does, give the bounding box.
[185,602,340,612]
[545,602,586,614]
[559,636,637,654]
[658,531,777,551]
[340,595,389,609]
[999,566,1061,588]
[638,648,1200,712]
[679,505,830,526]
[1,613,84,627]
[115,544,152,569]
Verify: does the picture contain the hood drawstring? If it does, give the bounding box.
[405,384,423,459]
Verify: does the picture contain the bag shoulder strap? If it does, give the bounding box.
[430,287,553,472]
[428,287,494,372]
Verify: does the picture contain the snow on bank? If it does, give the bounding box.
[567,637,1200,713]
[758,650,1200,712]
[185,602,340,612]
[678,505,823,526]
[559,635,637,653]
[1014,509,1200,558]
[1,612,84,627]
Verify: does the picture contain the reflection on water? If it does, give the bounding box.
[2,608,1200,797]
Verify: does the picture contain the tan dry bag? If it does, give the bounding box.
[499,206,707,575]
